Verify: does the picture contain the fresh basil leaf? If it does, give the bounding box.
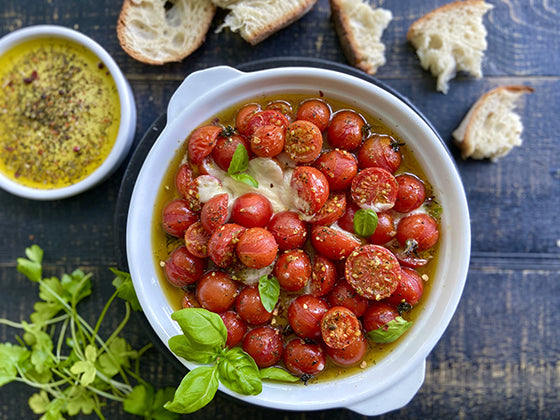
[217,347,262,395]
[171,308,227,350]
[168,334,219,364]
[164,366,219,414]
[258,275,280,313]
[230,172,259,188]
[367,316,412,343]
[353,208,378,237]
[259,367,300,383]
[228,144,249,175]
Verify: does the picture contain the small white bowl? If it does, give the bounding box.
[126,66,470,415]
[0,25,136,200]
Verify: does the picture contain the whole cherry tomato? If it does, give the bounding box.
[220,310,248,348]
[188,125,222,164]
[311,225,361,260]
[357,135,402,173]
[385,267,424,308]
[212,134,250,171]
[314,149,358,191]
[267,211,308,250]
[231,192,273,228]
[207,223,246,267]
[326,336,368,367]
[396,213,439,251]
[327,110,366,151]
[287,295,329,339]
[369,212,397,245]
[196,271,239,313]
[236,227,278,269]
[242,326,284,368]
[200,193,229,233]
[308,255,337,297]
[393,174,426,213]
[296,99,331,132]
[327,278,369,318]
[362,301,399,333]
[284,338,326,376]
[161,199,198,237]
[235,285,273,325]
[274,249,312,292]
[164,246,206,287]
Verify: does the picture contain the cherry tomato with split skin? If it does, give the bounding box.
[244,109,289,136]
[266,100,293,120]
[287,295,329,339]
[284,338,326,376]
[310,192,346,226]
[345,244,401,300]
[236,227,278,269]
[351,166,398,212]
[386,267,424,308]
[321,306,363,349]
[180,290,201,309]
[242,326,284,368]
[220,311,248,348]
[212,134,250,171]
[362,301,399,333]
[267,211,308,250]
[396,213,439,251]
[250,124,285,158]
[174,163,195,198]
[290,166,330,215]
[357,135,402,173]
[393,174,426,213]
[161,199,199,237]
[200,193,229,233]
[370,211,397,245]
[309,255,337,297]
[164,246,206,287]
[235,285,273,325]
[207,223,246,267]
[311,225,361,261]
[184,221,211,258]
[327,278,369,318]
[231,192,273,228]
[296,99,331,132]
[314,149,358,191]
[337,201,360,233]
[274,249,312,292]
[188,125,222,164]
[195,271,239,313]
[393,246,429,268]
[327,110,366,151]
[284,120,323,163]
[184,175,222,212]
[235,104,260,137]
[326,336,368,367]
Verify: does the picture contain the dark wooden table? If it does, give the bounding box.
[1,1,559,419]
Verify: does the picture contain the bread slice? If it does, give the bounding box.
[452,85,534,161]
[212,0,317,45]
[407,0,493,94]
[117,0,216,65]
[329,0,393,75]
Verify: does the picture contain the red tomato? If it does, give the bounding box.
[326,336,368,366]
[314,149,358,191]
[195,271,239,313]
[242,326,284,368]
[236,104,260,137]
[287,295,329,339]
[250,124,285,158]
[369,211,397,245]
[274,249,312,292]
[174,163,195,198]
[351,167,398,212]
[236,227,278,269]
[188,125,222,164]
[396,213,439,251]
[310,192,346,225]
[284,338,326,376]
[337,201,360,233]
[290,166,330,215]
[284,120,323,163]
[357,135,402,173]
[327,110,366,151]
[207,223,246,267]
[235,285,273,325]
[220,311,248,348]
[266,100,293,119]
[327,279,369,318]
[200,193,229,233]
[231,192,273,228]
[309,255,337,297]
[386,267,424,307]
[161,199,199,237]
[184,221,211,258]
[345,244,401,300]
[311,225,361,261]
[362,301,399,333]
[267,211,308,250]
[393,174,426,213]
[296,99,331,132]
[184,175,223,212]
[180,290,201,309]
[244,109,289,136]
[212,134,250,171]
[392,246,429,268]
[321,306,363,349]
[164,246,206,287]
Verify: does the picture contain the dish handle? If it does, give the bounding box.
[167,66,245,122]
[345,359,426,416]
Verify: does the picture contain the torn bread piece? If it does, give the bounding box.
[407,0,493,94]
[453,85,534,161]
[329,0,393,75]
[212,0,317,45]
[117,0,216,65]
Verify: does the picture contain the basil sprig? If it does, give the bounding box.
[367,316,412,343]
[165,308,297,414]
[228,144,258,188]
[353,208,378,237]
[258,275,280,313]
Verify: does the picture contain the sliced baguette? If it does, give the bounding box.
[452,85,534,161]
[212,0,317,45]
[329,0,393,75]
[407,0,493,94]
[117,0,216,65]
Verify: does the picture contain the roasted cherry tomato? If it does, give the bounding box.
[284,120,323,163]
[212,134,250,171]
[174,163,195,198]
[345,244,401,300]
[180,290,201,309]
[327,110,366,151]
[386,267,424,308]
[327,278,369,318]
[309,255,337,297]
[274,249,312,292]
[207,223,246,267]
[287,295,329,339]
[284,338,326,376]
[314,149,358,191]
[396,213,439,251]
[326,336,368,367]
[250,124,285,158]
[164,246,206,287]
[311,225,361,260]
[200,193,229,233]
[184,174,223,212]
[236,104,260,137]
[310,192,346,225]
[351,166,398,212]
[266,100,293,119]
[393,174,426,213]
[184,221,211,258]
[161,199,199,237]
[188,125,222,164]
[242,326,284,368]
[236,227,278,269]
[235,285,273,325]
[296,99,331,132]
[244,109,289,136]
[362,301,399,333]
[337,201,360,233]
[321,306,363,349]
[357,135,402,173]
[220,310,248,348]
[231,192,273,228]
[196,271,239,313]
[290,166,330,215]
[369,211,397,245]
[267,211,308,250]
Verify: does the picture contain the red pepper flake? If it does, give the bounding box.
[97,62,105,69]
[73,146,81,153]
[23,70,38,84]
